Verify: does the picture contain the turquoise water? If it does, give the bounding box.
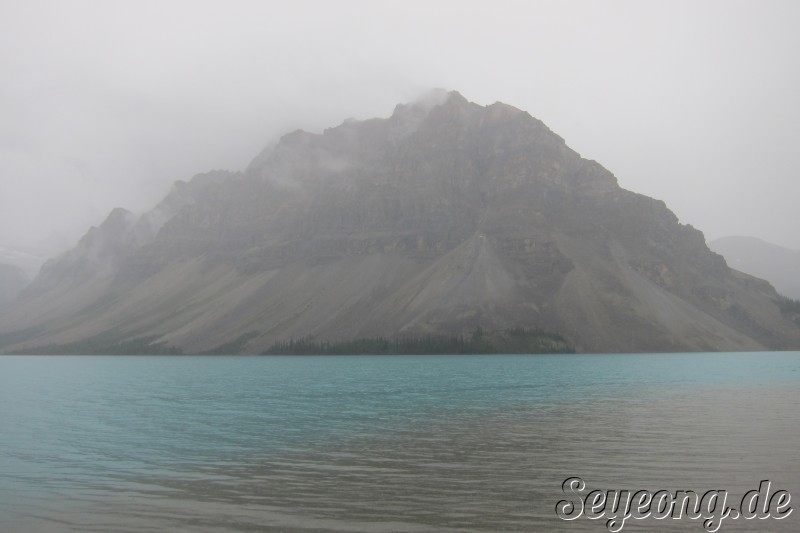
[1,353,799,531]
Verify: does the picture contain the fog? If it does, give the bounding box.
[2,0,799,262]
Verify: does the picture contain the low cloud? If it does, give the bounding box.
[1,0,799,263]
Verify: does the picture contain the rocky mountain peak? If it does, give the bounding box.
[1,92,798,354]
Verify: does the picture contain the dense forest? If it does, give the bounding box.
[777,298,800,325]
[263,328,574,355]
[11,327,573,355]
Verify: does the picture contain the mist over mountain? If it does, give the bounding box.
[1,92,798,354]
[0,245,45,279]
[709,236,800,300]
[0,263,29,310]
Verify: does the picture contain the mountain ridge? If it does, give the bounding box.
[2,91,798,354]
[709,236,800,300]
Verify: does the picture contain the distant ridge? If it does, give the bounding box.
[709,236,800,300]
[1,91,799,354]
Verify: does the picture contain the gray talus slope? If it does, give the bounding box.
[1,91,798,353]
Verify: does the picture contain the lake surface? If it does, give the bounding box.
[1,353,799,532]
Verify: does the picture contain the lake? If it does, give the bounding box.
[1,353,799,531]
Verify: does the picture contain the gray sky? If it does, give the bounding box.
[2,0,799,257]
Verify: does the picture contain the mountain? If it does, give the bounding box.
[1,91,798,354]
[0,263,29,310]
[709,236,800,300]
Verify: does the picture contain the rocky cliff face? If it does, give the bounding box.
[1,91,798,353]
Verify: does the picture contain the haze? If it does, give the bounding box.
[2,0,799,262]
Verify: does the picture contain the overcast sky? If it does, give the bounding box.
[2,0,799,258]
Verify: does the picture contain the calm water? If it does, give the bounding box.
[1,353,799,532]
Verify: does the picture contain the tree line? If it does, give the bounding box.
[263,327,574,355]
